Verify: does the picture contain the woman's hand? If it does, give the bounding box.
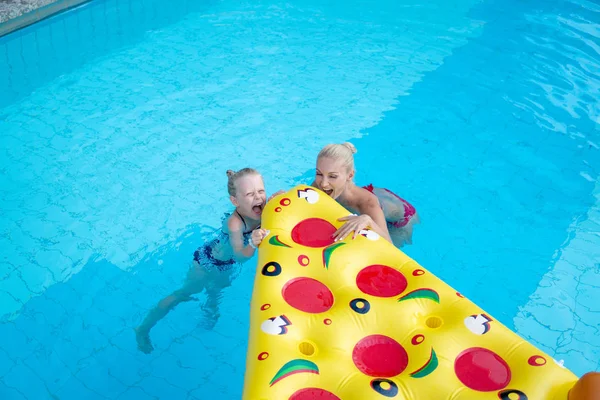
[251,228,270,248]
[268,190,286,202]
[333,214,373,242]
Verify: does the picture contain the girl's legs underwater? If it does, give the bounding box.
[199,267,234,330]
[135,261,207,354]
[135,260,235,353]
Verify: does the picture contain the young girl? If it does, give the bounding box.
[312,142,420,248]
[135,168,270,354]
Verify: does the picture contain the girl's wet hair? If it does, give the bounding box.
[317,142,357,173]
[226,168,260,196]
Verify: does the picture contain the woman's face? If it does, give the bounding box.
[314,157,353,200]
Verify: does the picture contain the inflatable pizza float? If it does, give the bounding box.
[242,185,600,399]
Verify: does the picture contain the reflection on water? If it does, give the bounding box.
[0,0,218,108]
[507,0,599,143]
[515,177,600,377]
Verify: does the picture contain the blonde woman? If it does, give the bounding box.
[312,142,420,247]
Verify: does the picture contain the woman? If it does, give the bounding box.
[311,142,420,247]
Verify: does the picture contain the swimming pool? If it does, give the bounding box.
[1,0,598,397]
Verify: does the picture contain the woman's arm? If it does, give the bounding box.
[268,189,286,202]
[357,196,392,242]
[333,192,392,243]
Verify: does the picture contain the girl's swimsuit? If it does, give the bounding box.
[193,210,257,272]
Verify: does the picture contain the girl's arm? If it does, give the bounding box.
[227,217,256,261]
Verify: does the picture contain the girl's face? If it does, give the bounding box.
[314,157,353,200]
[231,174,266,219]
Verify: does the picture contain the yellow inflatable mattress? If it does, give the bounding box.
[241,185,585,400]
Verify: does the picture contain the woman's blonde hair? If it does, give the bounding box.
[226,168,260,196]
[317,142,357,173]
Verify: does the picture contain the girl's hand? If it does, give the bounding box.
[333,214,372,242]
[251,228,269,248]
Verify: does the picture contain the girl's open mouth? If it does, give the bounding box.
[252,203,264,214]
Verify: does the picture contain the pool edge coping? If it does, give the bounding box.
[0,0,92,39]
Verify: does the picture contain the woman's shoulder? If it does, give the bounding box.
[351,184,381,210]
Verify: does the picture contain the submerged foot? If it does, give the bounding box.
[134,327,154,354]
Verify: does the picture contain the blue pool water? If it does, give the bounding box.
[1,0,599,398]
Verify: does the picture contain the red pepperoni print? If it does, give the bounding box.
[289,388,341,400]
[282,277,334,313]
[454,347,511,391]
[291,218,336,247]
[528,355,546,366]
[298,255,310,266]
[411,334,425,345]
[356,265,408,297]
[352,335,409,377]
